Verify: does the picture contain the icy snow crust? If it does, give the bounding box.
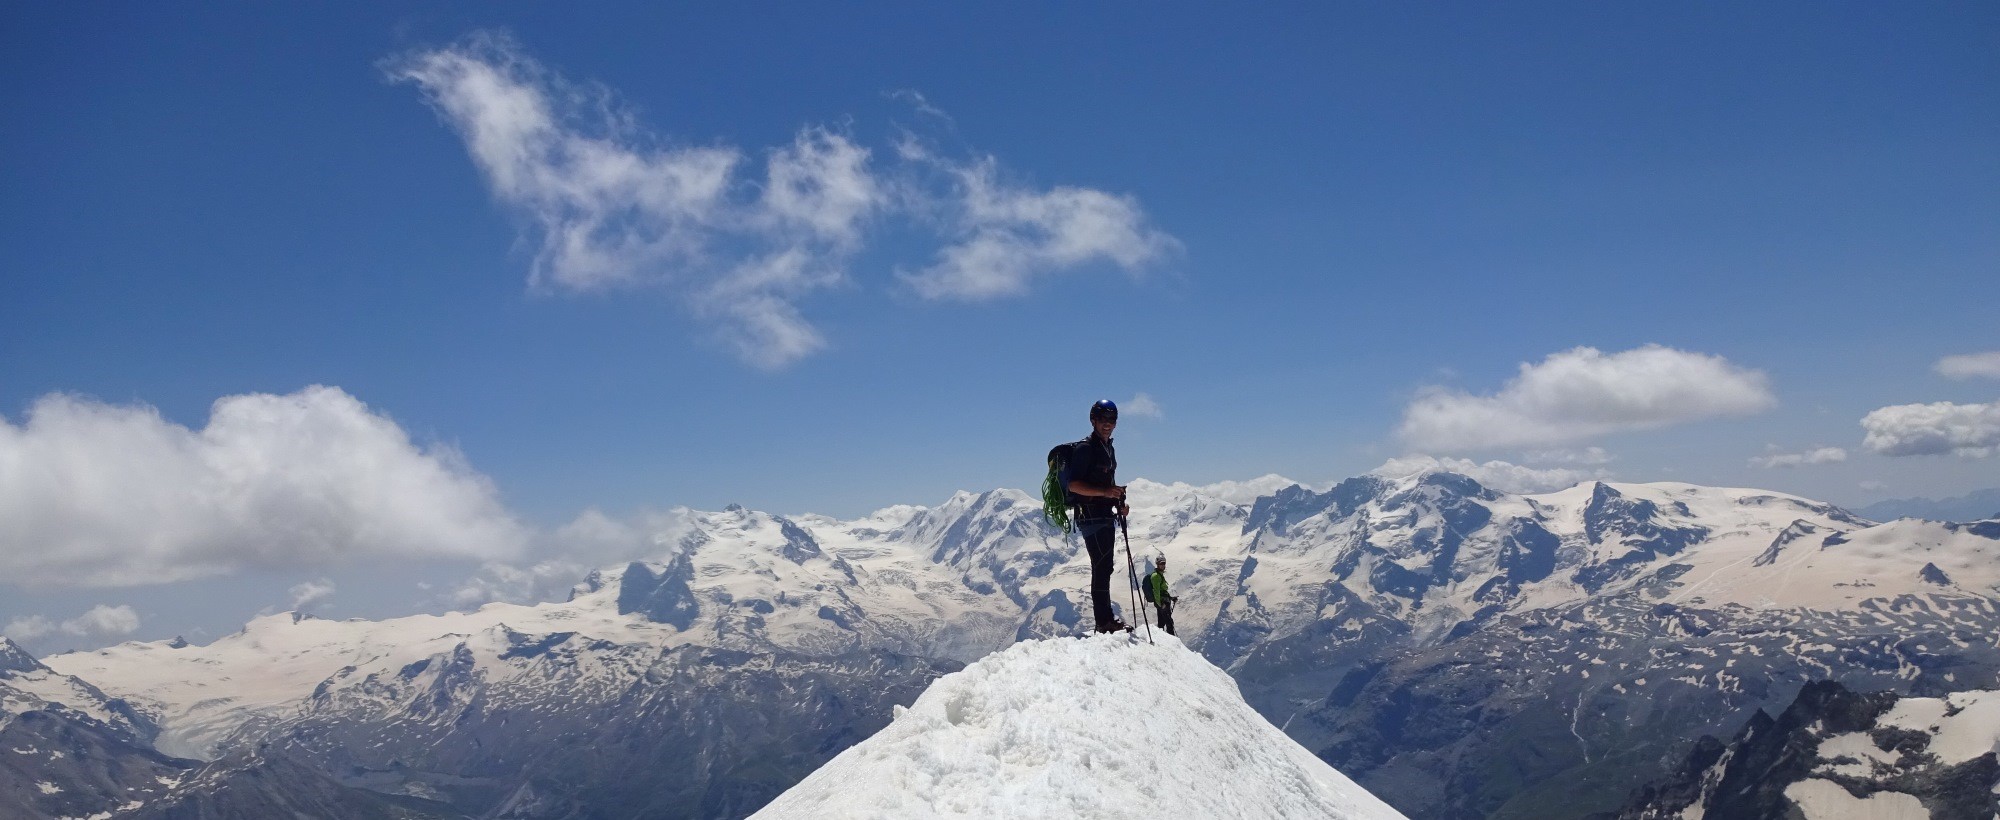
[1847,689,2000,766]
[1783,778,1929,820]
[1784,688,2000,816]
[751,634,1406,820]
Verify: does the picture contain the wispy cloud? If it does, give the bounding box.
[391,33,1174,369]
[1749,446,1848,469]
[1861,400,2000,458]
[448,560,592,610]
[388,35,876,370]
[898,152,1178,301]
[3,605,141,641]
[886,89,955,125]
[0,616,54,641]
[1398,345,1775,451]
[1936,351,2000,380]
[288,579,336,613]
[391,35,742,292]
[1520,446,1614,465]
[445,506,690,609]
[759,127,885,248]
[0,387,530,588]
[697,249,840,368]
[1372,455,1602,494]
[1125,393,1164,418]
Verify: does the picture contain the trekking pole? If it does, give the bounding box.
[1119,511,1154,645]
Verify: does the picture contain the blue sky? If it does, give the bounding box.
[3,3,1996,651]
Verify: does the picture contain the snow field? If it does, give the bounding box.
[751,634,1406,819]
[1783,779,1930,820]
[1876,690,2000,765]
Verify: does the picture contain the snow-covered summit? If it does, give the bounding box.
[1,636,155,743]
[0,636,43,674]
[750,633,1406,820]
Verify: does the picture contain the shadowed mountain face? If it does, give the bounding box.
[1607,681,1999,820]
[2,636,462,820]
[1293,594,2000,819]
[0,710,196,820]
[28,472,2000,819]
[262,641,952,819]
[1,637,194,819]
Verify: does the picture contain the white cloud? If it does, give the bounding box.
[1192,475,1307,505]
[390,35,878,370]
[288,579,336,612]
[1860,400,2000,458]
[62,605,140,637]
[1132,475,1308,507]
[887,89,955,125]
[3,616,54,641]
[448,560,591,609]
[1398,345,1775,451]
[760,128,883,247]
[1936,351,2000,380]
[1749,446,1848,469]
[1859,480,1888,492]
[696,249,837,369]
[4,606,141,641]
[445,507,688,609]
[391,35,740,292]
[0,387,530,588]
[550,507,665,560]
[1125,393,1163,419]
[1519,446,1614,465]
[1372,455,1601,494]
[393,35,1174,369]
[899,154,1178,300]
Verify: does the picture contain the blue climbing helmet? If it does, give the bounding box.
[1090,399,1118,421]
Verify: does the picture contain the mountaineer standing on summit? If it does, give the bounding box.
[1065,400,1129,633]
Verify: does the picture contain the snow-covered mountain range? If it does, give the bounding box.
[1,638,193,820]
[1856,488,2000,525]
[7,468,1998,818]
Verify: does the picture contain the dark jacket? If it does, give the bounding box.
[1061,433,1117,516]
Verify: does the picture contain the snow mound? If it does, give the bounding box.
[751,633,1406,819]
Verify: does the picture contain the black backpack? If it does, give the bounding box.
[1140,571,1157,603]
[1042,440,1085,532]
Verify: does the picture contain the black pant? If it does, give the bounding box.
[1155,601,1175,636]
[1079,517,1117,628]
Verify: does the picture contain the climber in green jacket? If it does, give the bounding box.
[1144,556,1177,637]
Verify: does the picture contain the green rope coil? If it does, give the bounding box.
[1042,457,1073,533]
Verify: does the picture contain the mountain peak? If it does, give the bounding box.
[750,635,1407,819]
[0,636,46,675]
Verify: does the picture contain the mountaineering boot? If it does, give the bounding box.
[1095,619,1129,634]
